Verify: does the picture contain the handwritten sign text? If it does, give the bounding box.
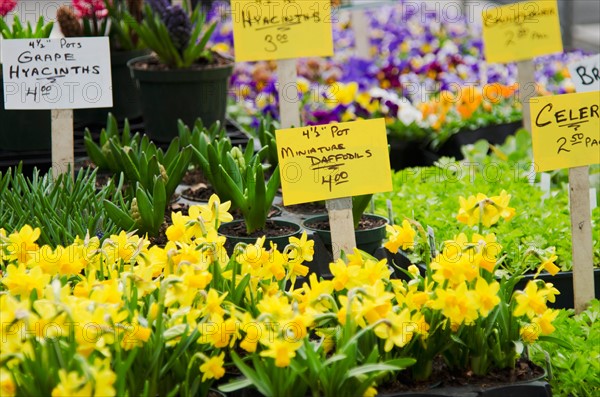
[276,118,392,205]
[481,0,562,64]
[231,0,334,62]
[1,37,112,110]
[568,54,600,93]
[531,91,600,171]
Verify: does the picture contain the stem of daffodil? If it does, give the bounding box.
[478,201,484,235]
[184,352,209,396]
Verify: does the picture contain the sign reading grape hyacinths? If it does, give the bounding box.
[1,37,112,177]
[481,0,563,132]
[530,90,600,313]
[232,1,365,259]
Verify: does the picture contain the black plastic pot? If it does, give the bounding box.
[303,214,388,256]
[0,65,51,151]
[515,268,600,309]
[436,121,522,160]
[75,49,149,125]
[388,137,439,171]
[377,381,552,396]
[128,55,233,142]
[218,219,302,254]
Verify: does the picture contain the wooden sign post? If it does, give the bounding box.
[1,37,112,178]
[233,1,370,259]
[530,90,599,313]
[275,119,393,259]
[481,0,563,132]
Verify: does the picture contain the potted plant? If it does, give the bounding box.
[0,2,53,151]
[55,0,148,125]
[126,0,233,142]
[303,194,389,256]
[215,145,302,250]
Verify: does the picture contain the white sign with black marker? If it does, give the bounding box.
[567,54,600,94]
[1,37,112,110]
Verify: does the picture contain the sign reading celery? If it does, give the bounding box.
[530,91,600,171]
[1,37,112,109]
[481,0,562,64]
[231,0,334,62]
[275,118,392,206]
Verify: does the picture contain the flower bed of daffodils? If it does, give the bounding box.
[1,192,563,396]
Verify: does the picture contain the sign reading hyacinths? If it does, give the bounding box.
[1,37,112,109]
[530,91,600,172]
[1,37,112,178]
[567,54,600,93]
[231,0,334,62]
[481,0,562,64]
[275,118,392,206]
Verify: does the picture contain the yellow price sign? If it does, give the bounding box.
[275,118,393,206]
[531,91,600,172]
[231,0,334,62]
[481,0,563,64]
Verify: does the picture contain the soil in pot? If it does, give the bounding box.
[182,168,208,185]
[218,220,302,254]
[181,183,216,202]
[377,357,546,396]
[283,202,328,216]
[303,214,388,257]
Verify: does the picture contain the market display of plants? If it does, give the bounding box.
[1,0,599,396]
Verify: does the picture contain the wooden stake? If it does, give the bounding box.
[517,60,535,132]
[326,197,357,260]
[51,109,74,178]
[276,59,301,129]
[569,166,594,313]
[351,9,370,59]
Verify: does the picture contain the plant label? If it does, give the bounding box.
[481,0,562,64]
[530,91,600,172]
[1,37,112,110]
[231,0,334,62]
[275,118,393,206]
[568,54,600,93]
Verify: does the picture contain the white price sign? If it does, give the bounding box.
[568,54,600,93]
[1,37,112,110]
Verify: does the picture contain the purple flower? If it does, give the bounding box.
[147,0,171,18]
[164,5,191,52]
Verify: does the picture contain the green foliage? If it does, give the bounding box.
[374,156,598,272]
[105,0,145,50]
[103,178,167,236]
[0,165,121,246]
[218,148,280,234]
[84,114,193,201]
[0,15,53,39]
[127,4,216,68]
[530,301,600,397]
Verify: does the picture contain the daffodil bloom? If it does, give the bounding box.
[542,282,560,303]
[514,281,548,319]
[429,282,478,327]
[0,368,16,397]
[473,278,500,317]
[384,220,416,253]
[532,308,559,336]
[259,338,303,367]
[200,352,226,381]
[535,254,560,277]
[287,232,314,263]
[2,225,40,264]
[374,308,416,351]
[89,359,117,396]
[192,194,234,229]
[330,258,361,291]
[1,263,50,298]
[51,370,92,397]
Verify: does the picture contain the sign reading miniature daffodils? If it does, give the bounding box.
[530,91,600,172]
[275,118,392,206]
[481,0,562,64]
[1,37,112,109]
[231,0,334,62]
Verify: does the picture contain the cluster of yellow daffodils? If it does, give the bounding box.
[0,191,564,396]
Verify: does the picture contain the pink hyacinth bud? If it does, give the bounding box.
[0,0,18,17]
[72,0,108,19]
